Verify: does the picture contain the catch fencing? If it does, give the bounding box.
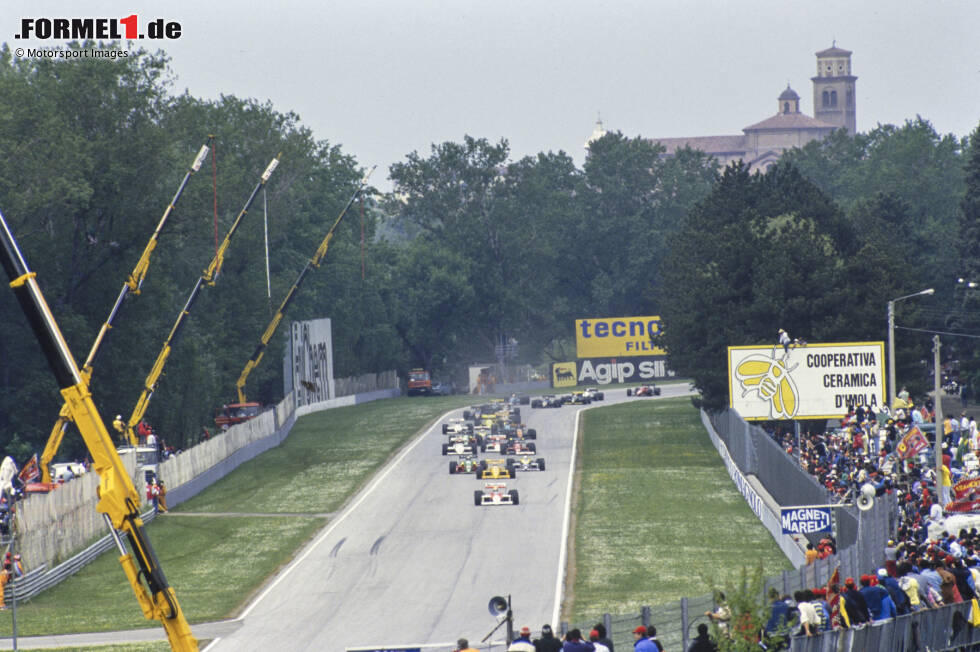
[565,407,896,651]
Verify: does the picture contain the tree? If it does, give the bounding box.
[954,123,980,396]
[658,162,867,410]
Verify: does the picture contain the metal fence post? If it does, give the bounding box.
[641,605,651,628]
[681,597,689,651]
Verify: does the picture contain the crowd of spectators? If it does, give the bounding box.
[756,386,980,645]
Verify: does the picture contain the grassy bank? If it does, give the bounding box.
[568,397,793,620]
[0,395,474,637]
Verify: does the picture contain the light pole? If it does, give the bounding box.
[888,288,934,407]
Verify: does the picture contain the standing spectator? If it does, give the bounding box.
[631,626,656,652]
[794,590,819,636]
[455,639,478,652]
[937,558,962,604]
[592,623,614,652]
[841,577,871,625]
[146,428,158,451]
[137,420,152,445]
[11,554,23,579]
[644,625,664,652]
[764,587,793,647]
[877,568,910,615]
[778,328,791,353]
[562,628,594,652]
[508,627,535,652]
[156,479,168,513]
[146,478,160,513]
[859,574,896,621]
[805,542,819,565]
[898,562,928,611]
[588,630,610,652]
[688,623,717,652]
[704,591,732,635]
[0,559,8,610]
[534,624,563,652]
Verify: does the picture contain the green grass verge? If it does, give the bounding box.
[569,397,793,620]
[0,395,474,637]
[16,644,174,652]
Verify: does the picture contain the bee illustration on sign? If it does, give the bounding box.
[734,346,800,419]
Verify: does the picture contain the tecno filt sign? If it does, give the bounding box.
[575,316,665,357]
[728,341,885,421]
[552,356,670,387]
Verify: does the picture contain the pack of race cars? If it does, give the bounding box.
[444,386,663,506]
[443,397,546,507]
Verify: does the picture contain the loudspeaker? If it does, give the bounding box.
[857,483,876,511]
[488,596,508,617]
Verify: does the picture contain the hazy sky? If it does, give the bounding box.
[9,1,980,189]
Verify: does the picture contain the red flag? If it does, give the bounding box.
[18,453,39,483]
[896,426,929,460]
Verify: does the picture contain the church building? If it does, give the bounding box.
[588,45,857,172]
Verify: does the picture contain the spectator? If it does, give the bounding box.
[805,542,818,565]
[858,574,896,621]
[562,628,594,652]
[146,478,161,514]
[687,623,717,652]
[534,624,563,652]
[11,554,23,579]
[794,590,819,636]
[592,623,614,652]
[455,639,478,652]
[508,626,535,652]
[0,560,8,610]
[645,625,663,652]
[588,629,610,652]
[763,587,793,647]
[937,558,962,604]
[877,568,910,615]
[157,479,168,513]
[631,626,656,652]
[841,577,870,625]
[112,414,126,443]
[704,591,732,635]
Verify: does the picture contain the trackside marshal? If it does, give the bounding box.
[781,507,833,534]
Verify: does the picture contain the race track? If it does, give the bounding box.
[207,383,693,651]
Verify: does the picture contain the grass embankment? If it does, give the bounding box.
[0,395,475,637]
[569,397,793,620]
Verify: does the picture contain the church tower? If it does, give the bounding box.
[812,44,856,133]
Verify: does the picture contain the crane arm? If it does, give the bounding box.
[234,166,374,403]
[40,137,212,482]
[0,209,197,651]
[126,153,281,441]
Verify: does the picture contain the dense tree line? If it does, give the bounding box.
[1,42,977,463]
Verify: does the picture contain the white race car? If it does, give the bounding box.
[442,418,474,435]
[474,482,519,506]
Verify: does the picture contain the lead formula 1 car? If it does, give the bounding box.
[474,482,519,506]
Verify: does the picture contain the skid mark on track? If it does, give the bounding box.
[369,536,385,555]
[330,537,346,557]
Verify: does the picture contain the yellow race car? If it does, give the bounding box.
[476,458,517,480]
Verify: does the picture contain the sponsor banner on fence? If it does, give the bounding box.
[575,315,664,357]
[781,506,833,534]
[551,356,670,387]
[728,341,885,421]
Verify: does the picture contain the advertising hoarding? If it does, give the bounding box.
[728,341,885,421]
[551,356,670,387]
[575,316,664,357]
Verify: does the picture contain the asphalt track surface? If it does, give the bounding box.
[2,384,693,651]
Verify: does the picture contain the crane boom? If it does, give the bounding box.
[41,138,213,483]
[0,209,197,651]
[124,154,281,444]
[234,166,375,403]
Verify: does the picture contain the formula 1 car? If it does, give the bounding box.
[504,440,537,455]
[474,482,519,506]
[531,395,563,409]
[566,391,592,405]
[508,455,545,472]
[449,455,481,474]
[508,393,530,406]
[443,440,480,456]
[500,423,536,440]
[482,434,510,454]
[583,387,605,401]
[476,458,516,480]
[627,384,661,397]
[443,418,474,435]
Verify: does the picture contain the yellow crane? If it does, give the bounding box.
[0,209,197,650]
[40,138,213,483]
[122,154,281,446]
[234,165,375,404]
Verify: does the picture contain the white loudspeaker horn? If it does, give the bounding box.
[488,596,508,617]
[857,483,876,512]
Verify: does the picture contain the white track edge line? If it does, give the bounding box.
[234,408,456,621]
[551,405,583,627]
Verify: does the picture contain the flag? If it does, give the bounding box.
[896,426,929,460]
[18,453,39,483]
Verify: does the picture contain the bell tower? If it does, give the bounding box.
[812,43,856,133]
